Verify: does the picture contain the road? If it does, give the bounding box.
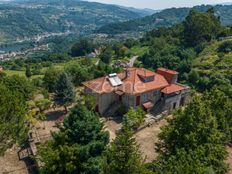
[128,56,138,67]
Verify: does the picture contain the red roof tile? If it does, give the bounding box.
[143,101,154,109]
[157,67,178,84]
[161,84,185,94]
[82,68,185,95]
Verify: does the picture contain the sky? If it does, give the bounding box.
[86,0,232,9]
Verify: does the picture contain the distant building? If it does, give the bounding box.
[82,67,190,115]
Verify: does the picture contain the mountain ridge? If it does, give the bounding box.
[96,4,232,35]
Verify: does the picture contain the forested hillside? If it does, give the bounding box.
[0,7,232,173]
[0,0,146,43]
[97,4,232,34]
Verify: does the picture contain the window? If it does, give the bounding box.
[136,96,141,106]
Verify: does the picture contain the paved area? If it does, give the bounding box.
[227,146,232,174]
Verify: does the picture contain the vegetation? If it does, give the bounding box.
[0,5,231,174]
[54,72,75,112]
[71,39,94,57]
[149,89,231,173]
[0,0,144,43]
[124,107,145,130]
[104,123,150,174]
[38,104,109,174]
[97,4,232,35]
[183,8,221,46]
[0,84,28,155]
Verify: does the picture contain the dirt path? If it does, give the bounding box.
[135,118,169,163]
[0,147,28,174]
[227,146,232,174]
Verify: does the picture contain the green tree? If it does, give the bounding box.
[103,124,151,174]
[1,75,34,100]
[99,47,114,64]
[43,68,60,92]
[38,104,109,174]
[203,88,232,142]
[0,84,28,155]
[154,96,228,173]
[124,107,145,130]
[183,10,221,46]
[25,65,32,78]
[65,63,93,86]
[71,39,94,57]
[54,72,75,112]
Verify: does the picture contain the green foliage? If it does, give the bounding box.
[124,107,145,130]
[0,0,142,43]
[38,104,109,174]
[203,88,232,142]
[43,68,61,92]
[35,99,51,113]
[0,75,34,100]
[153,94,229,173]
[103,124,150,174]
[99,47,114,64]
[71,39,94,57]
[82,95,97,111]
[65,62,93,86]
[54,72,75,111]
[218,40,232,53]
[97,4,232,35]
[183,9,221,46]
[0,84,28,155]
[25,65,32,78]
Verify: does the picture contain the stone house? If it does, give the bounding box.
[82,67,190,115]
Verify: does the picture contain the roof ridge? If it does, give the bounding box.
[133,68,137,94]
[100,76,107,93]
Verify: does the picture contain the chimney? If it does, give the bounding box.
[123,68,130,80]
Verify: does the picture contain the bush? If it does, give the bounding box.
[218,40,232,53]
[123,107,145,130]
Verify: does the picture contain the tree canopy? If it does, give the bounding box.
[54,72,75,112]
[38,104,109,174]
[0,84,28,155]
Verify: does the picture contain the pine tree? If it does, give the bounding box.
[54,72,75,112]
[38,104,109,174]
[25,65,32,78]
[103,123,151,174]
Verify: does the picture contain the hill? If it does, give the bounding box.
[0,0,146,43]
[97,4,232,34]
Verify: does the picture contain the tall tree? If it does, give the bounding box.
[183,9,221,46]
[25,65,32,78]
[54,72,75,112]
[99,47,114,64]
[71,39,94,57]
[1,75,34,100]
[43,68,60,92]
[0,84,28,155]
[103,124,151,174]
[38,104,109,174]
[203,88,232,142]
[153,95,228,173]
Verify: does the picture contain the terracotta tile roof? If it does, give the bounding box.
[161,84,186,94]
[82,67,185,95]
[143,101,154,109]
[157,67,178,84]
[157,67,178,75]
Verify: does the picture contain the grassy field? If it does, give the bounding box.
[3,57,98,79]
[126,46,149,56]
